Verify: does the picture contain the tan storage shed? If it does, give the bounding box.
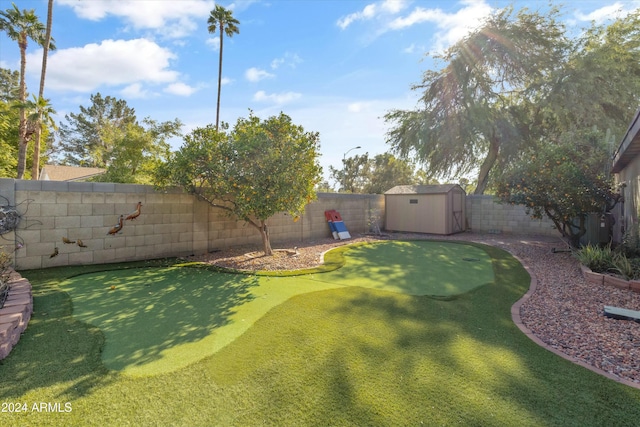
[384,184,466,235]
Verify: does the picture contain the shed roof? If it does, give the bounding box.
[612,107,640,173]
[39,165,106,181]
[384,184,464,195]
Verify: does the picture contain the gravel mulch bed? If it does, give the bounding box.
[185,232,640,385]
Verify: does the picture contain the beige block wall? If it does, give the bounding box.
[1,177,569,270]
[0,179,384,270]
[466,195,558,236]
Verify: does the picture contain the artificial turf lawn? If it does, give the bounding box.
[58,241,494,375]
[1,240,640,426]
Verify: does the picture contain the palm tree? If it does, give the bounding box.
[207,5,239,131]
[0,3,46,179]
[32,0,54,180]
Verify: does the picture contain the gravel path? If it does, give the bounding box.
[186,232,640,386]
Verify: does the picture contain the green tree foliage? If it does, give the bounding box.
[329,153,419,193]
[56,93,181,183]
[57,93,137,167]
[93,118,179,184]
[156,112,322,255]
[329,153,369,193]
[0,3,47,179]
[385,7,640,195]
[0,68,19,177]
[362,153,418,194]
[495,129,620,247]
[207,5,239,131]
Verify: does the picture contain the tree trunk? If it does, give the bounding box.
[473,138,500,195]
[259,220,273,256]
[215,22,223,131]
[32,128,41,180]
[32,0,54,180]
[16,38,28,179]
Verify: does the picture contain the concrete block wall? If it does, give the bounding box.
[466,195,558,236]
[1,179,209,270]
[0,178,384,270]
[0,176,565,271]
[206,193,385,250]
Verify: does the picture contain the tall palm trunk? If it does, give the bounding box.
[216,23,224,131]
[32,0,53,180]
[16,36,28,179]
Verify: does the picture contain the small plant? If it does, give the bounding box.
[611,252,634,280]
[574,243,613,273]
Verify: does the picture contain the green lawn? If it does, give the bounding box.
[1,241,639,426]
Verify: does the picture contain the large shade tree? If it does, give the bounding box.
[329,153,419,194]
[56,93,182,183]
[207,5,239,131]
[0,3,47,179]
[156,112,322,255]
[57,93,139,167]
[387,8,640,195]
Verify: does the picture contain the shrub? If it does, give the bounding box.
[611,251,634,280]
[574,243,613,273]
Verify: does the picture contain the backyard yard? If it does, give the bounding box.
[1,235,639,426]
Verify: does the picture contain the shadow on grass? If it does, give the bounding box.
[0,259,258,397]
[60,266,259,373]
[0,276,114,400]
[204,244,640,426]
[315,240,495,296]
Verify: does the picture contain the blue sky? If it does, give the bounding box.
[1,0,639,184]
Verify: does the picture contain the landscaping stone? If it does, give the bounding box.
[0,268,32,361]
[604,274,630,290]
[580,265,604,286]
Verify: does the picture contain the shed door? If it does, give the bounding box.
[452,190,464,233]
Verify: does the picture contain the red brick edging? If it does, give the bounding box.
[0,268,33,360]
[511,257,640,390]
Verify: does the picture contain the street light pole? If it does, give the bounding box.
[342,145,361,192]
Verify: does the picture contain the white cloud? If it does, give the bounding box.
[337,0,408,29]
[121,83,151,99]
[245,67,275,82]
[28,39,179,92]
[206,37,220,50]
[58,0,214,38]
[253,90,301,104]
[403,43,416,54]
[221,77,233,86]
[164,82,198,96]
[388,0,493,52]
[574,2,634,24]
[270,52,303,69]
[347,102,372,113]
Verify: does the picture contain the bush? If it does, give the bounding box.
[611,252,634,280]
[574,243,613,273]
